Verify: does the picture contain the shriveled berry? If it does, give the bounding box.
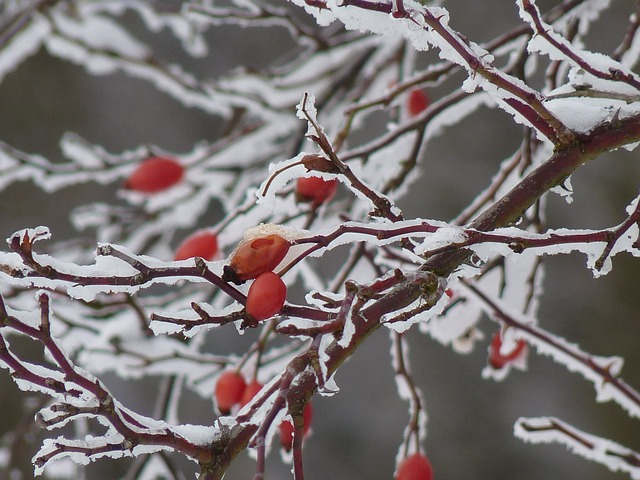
[223,234,290,284]
[489,330,527,369]
[125,156,184,193]
[245,272,287,321]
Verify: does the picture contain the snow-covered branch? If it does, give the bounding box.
[1,0,639,479]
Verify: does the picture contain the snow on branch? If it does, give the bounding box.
[465,282,640,419]
[518,0,640,91]
[0,292,213,475]
[1,1,640,479]
[515,417,640,479]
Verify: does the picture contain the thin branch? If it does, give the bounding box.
[334,0,576,146]
[465,282,640,417]
[1,293,213,468]
[516,417,640,476]
[520,0,640,91]
[298,92,405,222]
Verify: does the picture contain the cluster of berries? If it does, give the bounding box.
[124,126,435,476]
[214,371,313,451]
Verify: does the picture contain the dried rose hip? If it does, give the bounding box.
[223,234,290,284]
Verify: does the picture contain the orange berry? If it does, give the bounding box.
[174,231,218,261]
[488,331,527,369]
[224,234,290,284]
[239,380,263,407]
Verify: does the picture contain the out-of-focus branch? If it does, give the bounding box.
[515,417,640,477]
[330,0,576,146]
[465,282,640,417]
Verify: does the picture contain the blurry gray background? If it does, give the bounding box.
[1,2,639,479]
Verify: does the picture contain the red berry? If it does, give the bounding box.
[245,272,287,321]
[174,231,218,261]
[489,330,527,369]
[224,234,290,284]
[295,177,338,205]
[279,402,313,451]
[125,156,184,193]
[214,371,246,415]
[239,380,263,407]
[396,453,434,480]
[407,89,430,117]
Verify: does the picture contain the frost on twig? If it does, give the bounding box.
[515,417,640,479]
[466,281,640,419]
[0,292,212,476]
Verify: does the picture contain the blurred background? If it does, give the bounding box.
[1,1,639,479]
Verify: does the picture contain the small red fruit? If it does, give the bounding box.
[489,330,527,369]
[125,156,184,193]
[174,231,219,261]
[295,177,338,206]
[214,371,247,415]
[279,402,313,451]
[224,234,290,284]
[245,272,287,321]
[396,453,433,480]
[239,380,263,407]
[407,89,430,117]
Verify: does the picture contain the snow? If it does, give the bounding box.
[0,13,50,84]
[620,13,640,71]
[134,454,175,480]
[544,89,640,135]
[43,26,228,115]
[41,457,80,479]
[171,424,218,446]
[50,10,150,59]
[317,334,340,396]
[9,225,51,245]
[2,2,640,478]
[470,285,640,419]
[515,416,640,479]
